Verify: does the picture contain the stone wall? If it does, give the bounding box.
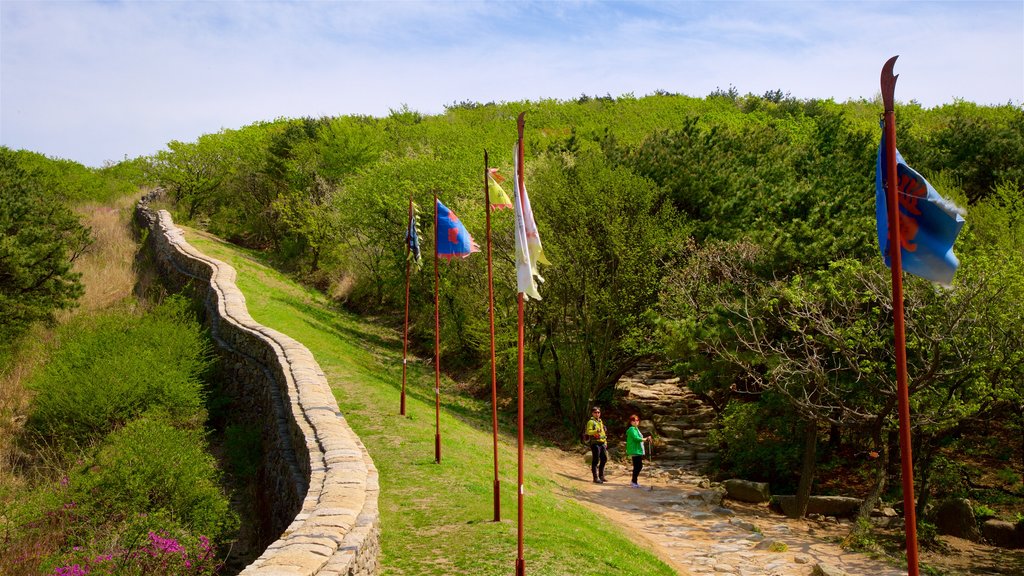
[136,197,380,576]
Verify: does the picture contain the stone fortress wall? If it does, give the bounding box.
[136,194,379,576]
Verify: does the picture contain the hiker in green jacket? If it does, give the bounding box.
[626,414,650,488]
[586,406,608,483]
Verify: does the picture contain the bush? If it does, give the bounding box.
[69,417,237,544]
[46,526,222,576]
[708,398,804,491]
[26,296,212,453]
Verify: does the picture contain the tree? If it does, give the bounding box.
[0,149,91,341]
[528,148,683,432]
[658,234,1024,521]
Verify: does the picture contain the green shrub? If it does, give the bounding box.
[26,296,211,452]
[707,397,803,491]
[43,511,224,576]
[973,503,997,520]
[71,417,237,543]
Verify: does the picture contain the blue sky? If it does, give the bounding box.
[2,0,1022,167]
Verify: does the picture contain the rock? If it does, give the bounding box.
[870,516,898,529]
[931,498,982,542]
[685,486,726,506]
[812,564,850,576]
[723,478,771,503]
[729,518,757,532]
[981,519,1024,549]
[871,506,898,518]
[771,495,862,518]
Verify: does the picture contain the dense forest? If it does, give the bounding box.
[141,91,1024,531]
[4,90,1023,558]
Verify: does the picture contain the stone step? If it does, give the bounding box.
[613,362,719,474]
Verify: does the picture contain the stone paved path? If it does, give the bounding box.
[537,448,909,576]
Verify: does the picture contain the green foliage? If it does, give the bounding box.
[973,503,997,519]
[529,147,683,429]
[0,148,91,342]
[629,103,876,273]
[0,146,144,205]
[844,517,877,552]
[767,541,788,553]
[26,296,212,453]
[151,137,230,220]
[927,102,1024,202]
[70,416,237,542]
[707,399,804,490]
[148,94,1024,468]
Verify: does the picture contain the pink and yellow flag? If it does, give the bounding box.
[488,168,513,211]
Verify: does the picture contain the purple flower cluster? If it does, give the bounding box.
[148,530,186,556]
[49,531,221,576]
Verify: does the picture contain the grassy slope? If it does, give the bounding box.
[183,229,675,576]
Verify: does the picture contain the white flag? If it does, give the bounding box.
[512,143,549,300]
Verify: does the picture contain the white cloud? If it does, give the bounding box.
[1,0,1020,167]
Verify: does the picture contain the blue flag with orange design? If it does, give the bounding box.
[435,199,480,260]
[875,127,965,286]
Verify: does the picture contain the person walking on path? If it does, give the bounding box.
[586,406,608,483]
[626,414,650,488]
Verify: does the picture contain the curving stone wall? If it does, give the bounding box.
[136,196,379,576]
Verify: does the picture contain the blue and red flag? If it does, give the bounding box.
[875,127,965,286]
[435,199,480,260]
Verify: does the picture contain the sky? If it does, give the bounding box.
[1,1,1022,168]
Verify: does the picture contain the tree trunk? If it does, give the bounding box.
[849,421,888,543]
[886,428,900,486]
[791,420,818,518]
[915,439,941,520]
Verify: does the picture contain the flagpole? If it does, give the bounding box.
[514,112,527,576]
[485,150,502,522]
[881,55,920,576]
[401,196,413,416]
[433,191,442,464]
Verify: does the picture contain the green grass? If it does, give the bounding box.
[183,229,676,576]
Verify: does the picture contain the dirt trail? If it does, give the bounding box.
[534,447,1023,576]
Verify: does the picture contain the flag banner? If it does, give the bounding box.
[488,168,513,211]
[406,201,423,269]
[435,199,480,259]
[875,127,965,286]
[512,143,550,300]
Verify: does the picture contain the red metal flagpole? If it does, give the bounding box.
[514,112,527,576]
[881,55,920,576]
[433,191,442,464]
[401,196,412,416]
[485,150,501,522]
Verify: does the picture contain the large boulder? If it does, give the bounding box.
[981,519,1024,549]
[931,498,982,542]
[771,495,862,518]
[723,479,771,503]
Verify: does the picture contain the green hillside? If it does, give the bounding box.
[183,227,677,576]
